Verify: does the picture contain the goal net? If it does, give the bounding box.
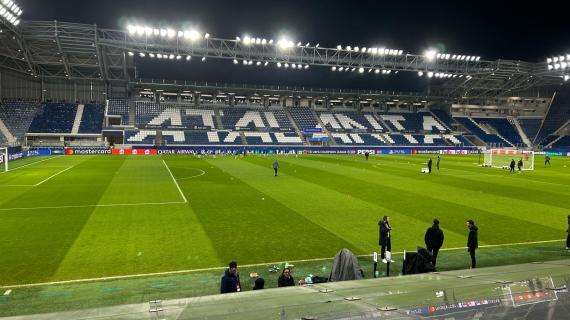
[482,148,534,171]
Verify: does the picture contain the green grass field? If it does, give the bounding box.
[0,153,569,287]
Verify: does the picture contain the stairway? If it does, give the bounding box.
[283,108,307,145]
[214,108,225,129]
[71,104,84,134]
[0,119,16,144]
[510,117,531,147]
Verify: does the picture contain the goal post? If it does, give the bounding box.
[0,147,7,172]
[482,148,535,171]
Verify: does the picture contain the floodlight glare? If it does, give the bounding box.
[264,61,269,66]
[304,64,309,69]
[139,52,146,58]
[424,49,437,62]
[186,55,191,61]
[149,53,155,58]
[284,63,289,68]
[331,66,337,71]
[204,33,210,39]
[242,60,248,65]
[418,71,423,76]
[375,69,380,74]
[233,59,238,64]
[277,62,282,68]
[564,75,569,81]
[256,61,261,66]
[427,71,434,78]
[176,55,181,60]
[358,67,364,73]
[169,54,175,59]
[337,45,342,50]
[201,56,206,62]
[127,51,134,56]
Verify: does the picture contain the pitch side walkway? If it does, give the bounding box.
[5,259,569,320]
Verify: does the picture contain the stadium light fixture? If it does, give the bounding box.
[157,53,163,59]
[331,66,337,71]
[139,52,146,58]
[176,55,182,60]
[427,71,434,78]
[149,53,155,58]
[338,67,344,71]
[336,45,342,50]
[304,64,309,69]
[418,71,424,77]
[424,49,437,62]
[127,51,134,56]
[204,33,210,39]
[358,67,364,73]
[186,55,192,61]
[233,59,238,64]
[277,38,294,50]
[242,59,248,65]
[201,56,206,62]
[284,63,289,68]
[375,68,380,74]
[169,54,175,60]
[564,75,569,81]
[276,62,282,68]
[291,63,297,69]
[264,61,269,66]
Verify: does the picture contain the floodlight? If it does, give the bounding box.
[176,55,181,60]
[153,29,160,36]
[268,39,273,44]
[555,63,561,69]
[235,36,241,42]
[424,49,437,62]
[315,44,320,48]
[160,29,167,37]
[346,46,352,51]
[204,33,210,39]
[291,63,297,69]
[177,30,184,38]
[277,38,294,50]
[354,46,360,52]
[127,51,134,56]
[254,60,260,66]
[166,29,176,38]
[186,55,191,61]
[351,67,356,72]
[243,59,248,65]
[331,66,337,71]
[201,56,206,62]
[277,62,282,68]
[358,67,364,73]
[149,53,155,58]
[261,39,267,45]
[560,56,565,61]
[427,71,434,78]
[264,61,269,66]
[304,64,309,69]
[297,42,302,47]
[564,75,569,81]
[374,69,380,74]
[127,25,136,35]
[305,42,310,47]
[169,54,175,59]
[139,52,146,58]
[256,38,261,44]
[186,30,201,41]
[418,71,423,76]
[337,45,342,50]
[157,53,163,59]
[284,63,289,68]
[233,59,238,64]
[553,57,559,62]
[562,62,568,69]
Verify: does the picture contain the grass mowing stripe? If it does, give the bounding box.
[0,155,61,173]
[1,239,564,290]
[0,201,187,212]
[33,165,76,186]
[303,155,568,230]
[238,156,468,251]
[162,159,189,203]
[277,157,562,246]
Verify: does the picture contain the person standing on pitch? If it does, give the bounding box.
[517,158,523,171]
[427,158,433,174]
[436,155,441,171]
[379,216,394,263]
[365,151,370,161]
[424,218,444,266]
[545,154,551,166]
[509,159,516,173]
[466,220,478,268]
[273,160,279,177]
[566,214,570,251]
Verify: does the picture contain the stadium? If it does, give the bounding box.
[0,0,569,319]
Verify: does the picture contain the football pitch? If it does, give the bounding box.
[0,153,568,287]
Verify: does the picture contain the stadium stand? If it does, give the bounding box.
[473,117,523,146]
[517,117,543,142]
[429,109,457,130]
[454,116,509,146]
[550,135,570,148]
[0,100,38,142]
[289,107,319,130]
[107,99,130,124]
[78,104,104,134]
[534,90,570,145]
[28,102,78,133]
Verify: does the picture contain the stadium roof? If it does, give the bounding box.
[0,0,568,98]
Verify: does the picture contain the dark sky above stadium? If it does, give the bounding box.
[17,0,569,91]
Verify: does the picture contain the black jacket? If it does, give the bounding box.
[277,275,295,287]
[427,159,433,168]
[467,225,478,250]
[220,269,241,294]
[378,220,391,245]
[424,225,444,249]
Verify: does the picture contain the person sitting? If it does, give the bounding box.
[277,267,295,287]
[253,277,265,290]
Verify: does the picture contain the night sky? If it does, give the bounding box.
[16,0,570,91]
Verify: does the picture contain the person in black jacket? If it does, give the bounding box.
[378,216,394,262]
[566,214,570,251]
[424,218,445,266]
[220,261,241,294]
[466,220,478,268]
[253,277,265,290]
[277,267,295,287]
[517,158,523,171]
[509,159,515,173]
[273,160,279,176]
[427,158,433,174]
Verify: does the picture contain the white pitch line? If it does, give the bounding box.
[0,201,187,212]
[162,159,188,203]
[0,239,565,290]
[0,155,61,174]
[33,165,76,187]
[175,168,206,180]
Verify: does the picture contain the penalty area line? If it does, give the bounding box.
[162,159,188,203]
[1,239,565,290]
[0,201,188,212]
[33,165,76,187]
